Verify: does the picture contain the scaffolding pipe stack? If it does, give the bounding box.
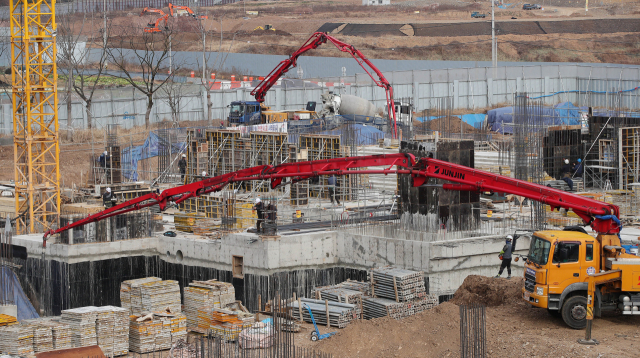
[289,298,359,328]
[369,267,426,302]
[314,287,364,305]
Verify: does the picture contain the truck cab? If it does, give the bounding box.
[228,101,263,125]
[523,229,640,329]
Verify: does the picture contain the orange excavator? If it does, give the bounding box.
[140,7,169,33]
[168,3,208,19]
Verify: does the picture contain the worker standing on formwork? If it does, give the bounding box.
[561,159,573,191]
[328,174,340,206]
[178,154,187,182]
[98,150,110,181]
[572,158,583,178]
[495,235,513,279]
[253,198,264,234]
[102,187,115,208]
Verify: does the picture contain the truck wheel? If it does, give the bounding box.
[561,295,588,329]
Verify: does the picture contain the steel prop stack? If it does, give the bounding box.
[290,298,359,328]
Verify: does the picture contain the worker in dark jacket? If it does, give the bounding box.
[102,187,115,208]
[572,158,583,178]
[178,154,187,181]
[560,159,573,191]
[253,198,264,233]
[495,235,513,279]
[328,174,340,205]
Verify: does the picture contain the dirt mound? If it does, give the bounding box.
[450,275,524,307]
[315,302,460,358]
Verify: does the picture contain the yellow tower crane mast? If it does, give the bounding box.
[10,0,60,234]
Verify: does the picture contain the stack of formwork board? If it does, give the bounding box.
[183,279,236,333]
[95,306,129,357]
[174,212,207,233]
[0,324,34,356]
[46,319,72,350]
[129,313,187,354]
[208,308,255,340]
[60,306,98,348]
[20,320,54,353]
[120,277,181,315]
[362,294,439,320]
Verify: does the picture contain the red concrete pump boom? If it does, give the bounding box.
[43,154,620,243]
[250,32,399,138]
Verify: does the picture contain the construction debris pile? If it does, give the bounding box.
[120,277,182,315]
[129,312,187,354]
[297,267,439,326]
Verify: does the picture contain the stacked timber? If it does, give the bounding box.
[370,267,426,302]
[120,277,181,315]
[0,324,34,356]
[47,319,72,350]
[290,298,359,328]
[21,321,54,353]
[174,212,207,233]
[94,306,129,357]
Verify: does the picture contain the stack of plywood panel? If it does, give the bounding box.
[61,306,98,348]
[0,324,34,356]
[129,313,187,354]
[120,277,162,313]
[183,280,236,333]
[120,277,181,315]
[20,320,54,353]
[46,319,72,350]
[93,306,129,357]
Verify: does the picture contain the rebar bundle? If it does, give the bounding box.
[460,303,486,358]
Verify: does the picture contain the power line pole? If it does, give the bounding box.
[491,0,497,77]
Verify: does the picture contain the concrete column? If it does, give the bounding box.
[516,77,523,94]
[487,78,493,107]
[69,227,74,245]
[275,88,283,111]
[453,80,459,109]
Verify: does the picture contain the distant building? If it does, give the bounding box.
[363,0,391,5]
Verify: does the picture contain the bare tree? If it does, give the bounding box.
[161,78,188,127]
[106,23,177,129]
[58,12,109,131]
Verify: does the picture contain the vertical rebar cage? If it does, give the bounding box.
[11,0,61,234]
[460,303,486,358]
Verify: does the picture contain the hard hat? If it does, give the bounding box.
[564,159,569,164]
[506,235,513,241]
[106,187,111,193]
[182,154,186,158]
[202,171,207,176]
[104,151,108,155]
[577,158,582,163]
[255,198,261,204]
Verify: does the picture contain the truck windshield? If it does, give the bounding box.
[528,235,551,265]
[230,104,243,114]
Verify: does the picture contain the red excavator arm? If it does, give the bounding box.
[250,32,399,138]
[144,14,169,33]
[43,154,620,242]
[140,7,166,17]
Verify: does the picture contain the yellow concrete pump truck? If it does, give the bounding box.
[518,202,640,344]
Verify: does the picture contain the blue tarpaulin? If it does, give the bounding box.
[415,114,486,128]
[1,266,39,320]
[121,132,187,181]
[487,102,585,134]
[317,124,384,146]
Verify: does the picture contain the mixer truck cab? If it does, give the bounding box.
[227,101,287,125]
[523,228,640,329]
